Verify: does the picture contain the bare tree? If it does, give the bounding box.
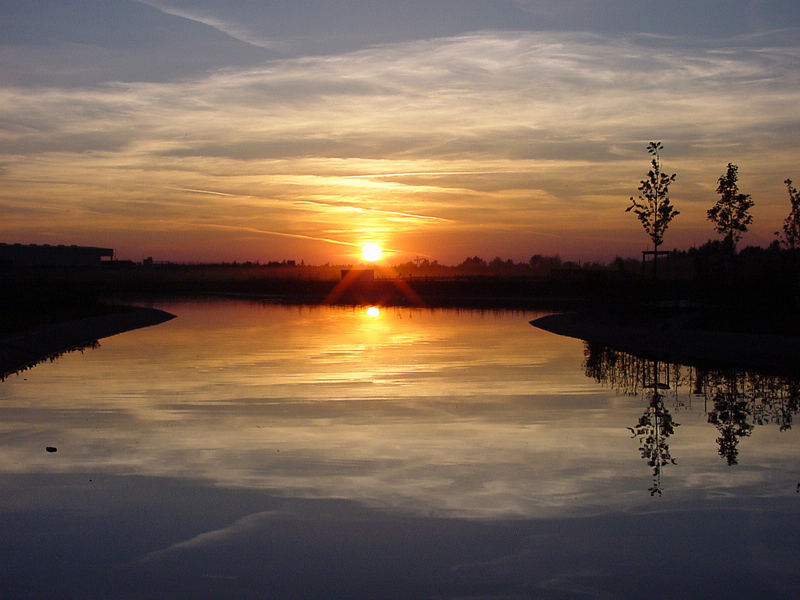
[707,163,753,251]
[626,141,678,277]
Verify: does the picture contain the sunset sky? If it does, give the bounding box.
[2,1,799,264]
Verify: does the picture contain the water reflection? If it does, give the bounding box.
[585,343,800,490]
[3,301,800,597]
[3,302,606,519]
[629,378,678,497]
[3,303,799,513]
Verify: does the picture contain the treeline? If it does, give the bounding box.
[396,242,798,281]
[394,254,619,278]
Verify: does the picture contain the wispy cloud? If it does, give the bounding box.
[1,28,799,260]
[170,187,237,197]
[196,223,362,249]
[135,1,278,49]
[140,511,279,562]
[292,199,450,222]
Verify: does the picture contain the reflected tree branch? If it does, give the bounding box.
[584,343,800,492]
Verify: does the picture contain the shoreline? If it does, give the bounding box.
[0,306,175,379]
[531,312,800,377]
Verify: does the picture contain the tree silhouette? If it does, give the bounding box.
[707,163,753,251]
[583,346,681,495]
[628,380,679,497]
[626,141,678,277]
[707,386,753,466]
[778,178,800,251]
[583,343,800,489]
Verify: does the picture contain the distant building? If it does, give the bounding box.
[0,243,114,267]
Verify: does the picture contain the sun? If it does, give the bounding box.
[362,243,382,262]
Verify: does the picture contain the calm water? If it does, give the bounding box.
[2,300,800,598]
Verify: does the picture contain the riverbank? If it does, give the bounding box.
[0,306,175,379]
[532,312,800,377]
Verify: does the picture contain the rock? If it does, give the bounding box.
[45,446,57,453]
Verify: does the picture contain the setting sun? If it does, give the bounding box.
[362,243,382,262]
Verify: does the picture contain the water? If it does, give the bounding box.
[2,300,799,598]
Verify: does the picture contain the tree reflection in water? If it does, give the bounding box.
[705,375,753,466]
[584,343,800,492]
[628,386,678,496]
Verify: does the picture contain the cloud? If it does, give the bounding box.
[513,0,800,35]
[135,0,279,49]
[140,510,279,562]
[1,28,799,260]
[130,0,533,58]
[195,223,362,249]
[0,0,271,87]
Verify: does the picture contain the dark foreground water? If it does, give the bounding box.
[2,300,799,599]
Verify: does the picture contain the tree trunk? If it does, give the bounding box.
[653,242,658,280]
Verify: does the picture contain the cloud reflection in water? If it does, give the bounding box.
[1,301,799,520]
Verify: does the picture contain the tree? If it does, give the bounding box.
[707,163,753,251]
[626,141,678,277]
[778,178,800,250]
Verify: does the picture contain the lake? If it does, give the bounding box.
[2,300,800,598]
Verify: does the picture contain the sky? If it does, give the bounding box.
[1,1,799,264]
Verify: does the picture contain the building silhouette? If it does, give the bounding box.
[0,243,114,267]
